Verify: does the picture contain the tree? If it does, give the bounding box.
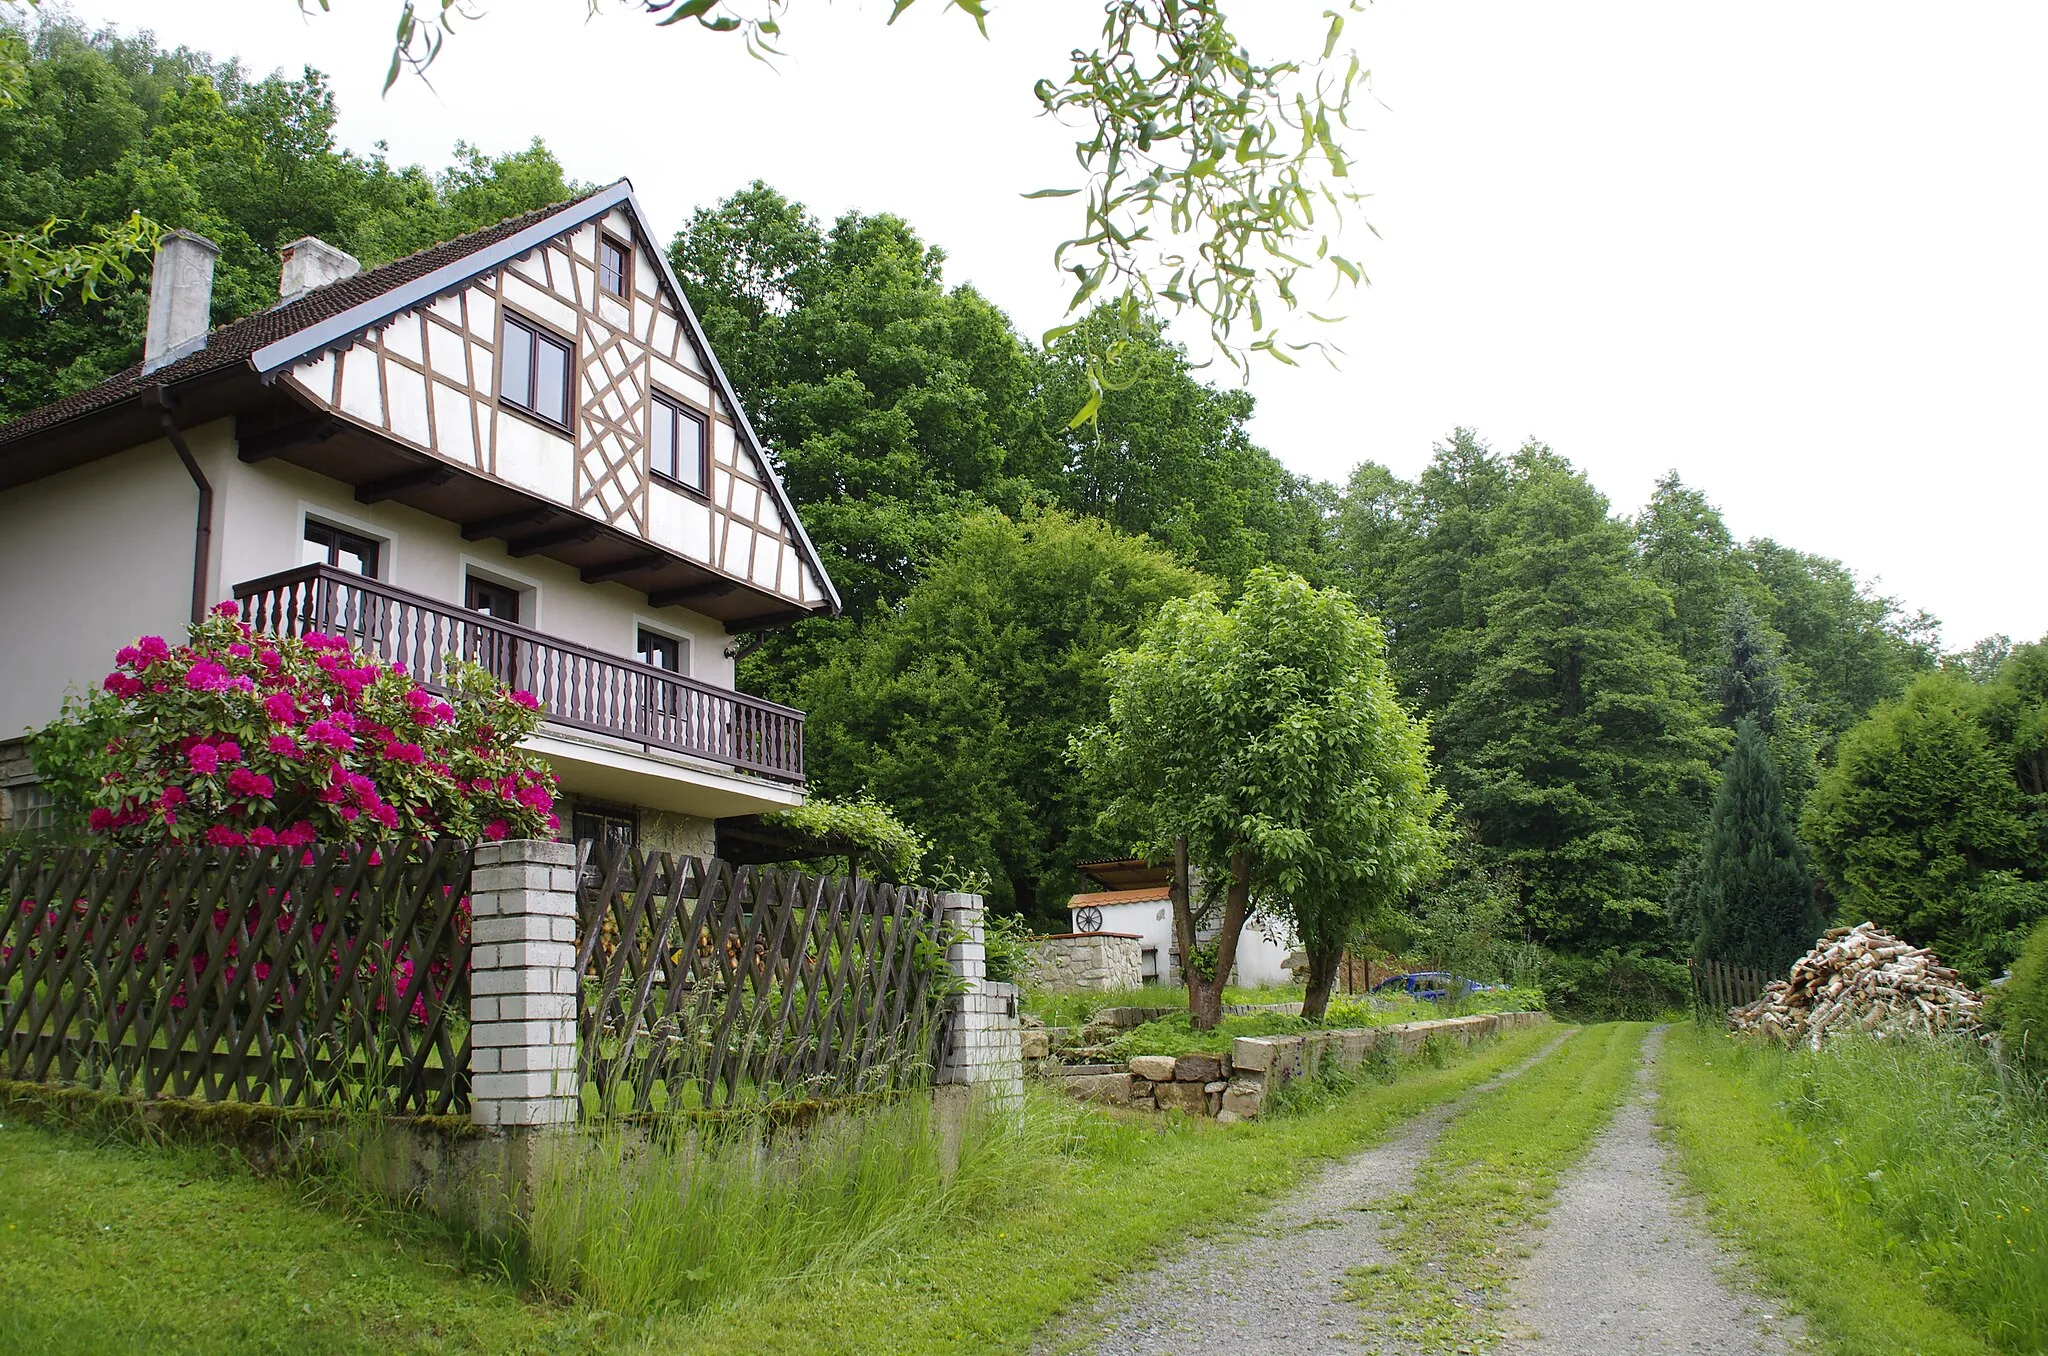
[1712,594,1787,731]
[338,0,1378,375]
[795,509,1204,917]
[1636,472,1749,677]
[1802,670,2047,981]
[1685,719,1822,974]
[1418,443,1720,951]
[1075,569,1444,1027]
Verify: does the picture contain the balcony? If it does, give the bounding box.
[232,564,804,784]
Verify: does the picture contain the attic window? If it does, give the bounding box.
[500,312,573,429]
[599,235,630,298]
[649,393,708,494]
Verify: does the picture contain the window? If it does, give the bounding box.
[465,575,522,623]
[303,519,380,577]
[649,394,708,494]
[599,235,630,298]
[637,628,686,674]
[499,313,573,428]
[572,803,637,869]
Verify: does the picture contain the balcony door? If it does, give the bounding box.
[464,575,525,688]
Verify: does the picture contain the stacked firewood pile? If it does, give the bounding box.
[1728,922,1984,1049]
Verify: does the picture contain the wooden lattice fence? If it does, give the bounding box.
[574,844,952,1115]
[0,839,474,1114]
[1692,956,1773,1017]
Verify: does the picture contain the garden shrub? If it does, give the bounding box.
[32,604,558,848]
[1994,917,2048,1063]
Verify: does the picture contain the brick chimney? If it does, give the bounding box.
[278,236,361,303]
[141,229,222,375]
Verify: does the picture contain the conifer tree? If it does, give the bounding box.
[1690,719,1823,973]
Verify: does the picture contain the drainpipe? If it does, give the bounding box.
[141,384,212,627]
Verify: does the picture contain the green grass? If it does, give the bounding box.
[0,1023,1558,1355]
[614,1021,1558,1355]
[1344,1021,1649,1353]
[1657,1024,2043,1355]
[1021,982,1306,1028]
[0,1119,593,1355]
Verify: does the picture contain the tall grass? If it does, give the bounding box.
[521,1092,1119,1317]
[1719,1034,2048,1350]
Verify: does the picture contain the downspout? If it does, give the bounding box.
[141,385,212,627]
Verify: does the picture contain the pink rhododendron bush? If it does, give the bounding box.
[33,603,559,848]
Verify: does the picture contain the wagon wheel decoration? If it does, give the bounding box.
[1074,905,1104,934]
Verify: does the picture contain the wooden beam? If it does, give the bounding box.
[647,580,737,609]
[460,507,554,541]
[507,521,599,557]
[724,606,822,635]
[580,553,667,585]
[237,416,340,464]
[355,464,455,505]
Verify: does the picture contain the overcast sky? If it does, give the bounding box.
[58,0,2048,648]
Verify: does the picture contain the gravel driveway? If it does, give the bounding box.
[1497,1027,1800,1356]
[1033,1033,1574,1356]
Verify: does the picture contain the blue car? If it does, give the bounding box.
[1371,971,1503,1002]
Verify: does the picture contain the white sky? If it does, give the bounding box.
[55,0,2048,647]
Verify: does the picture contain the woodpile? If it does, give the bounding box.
[1728,922,1984,1049]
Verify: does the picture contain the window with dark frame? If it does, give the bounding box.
[571,804,637,864]
[302,519,381,577]
[499,312,573,428]
[637,628,684,673]
[599,235,630,298]
[464,575,522,624]
[648,393,708,494]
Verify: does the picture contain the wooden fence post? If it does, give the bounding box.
[468,839,581,1128]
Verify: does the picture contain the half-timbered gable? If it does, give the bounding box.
[269,189,832,613]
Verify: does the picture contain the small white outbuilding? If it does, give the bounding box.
[1065,859,1299,990]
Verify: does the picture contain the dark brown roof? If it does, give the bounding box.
[0,188,608,448]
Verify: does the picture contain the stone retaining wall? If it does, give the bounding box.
[1027,932,1144,993]
[1046,1011,1548,1121]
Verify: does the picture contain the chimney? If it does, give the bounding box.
[277,236,360,304]
[141,229,222,375]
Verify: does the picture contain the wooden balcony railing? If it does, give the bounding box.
[232,564,804,784]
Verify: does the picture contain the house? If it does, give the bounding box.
[1066,858,1299,989]
[0,181,838,858]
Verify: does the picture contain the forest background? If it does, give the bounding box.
[7,16,2042,1012]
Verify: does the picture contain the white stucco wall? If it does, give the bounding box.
[1071,897,1299,990]
[0,416,736,742]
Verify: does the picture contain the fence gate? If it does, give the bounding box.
[1691,956,1773,1018]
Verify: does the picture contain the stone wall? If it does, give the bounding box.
[1047,1011,1549,1121]
[936,892,1024,1107]
[1028,932,1144,993]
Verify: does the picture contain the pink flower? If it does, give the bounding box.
[206,825,246,847]
[136,636,170,664]
[258,648,283,671]
[265,692,298,723]
[184,661,230,692]
[186,744,220,775]
[226,768,274,799]
[268,733,300,758]
[103,672,143,699]
[509,689,541,711]
[115,645,142,668]
[305,720,356,753]
[282,821,317,847]
[248,826,280,847]
[227,642,252,659]
[371,803,401,830]
[482,819,510,841]
[516,784,554,814]
[211,600,240,618]
[380,741,426,766]
[214,740,242,764]
[160,786,187,809]
[87,807,114,831]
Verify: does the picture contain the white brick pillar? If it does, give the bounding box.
[468,839,581,1128]
[936,891,1023,1105]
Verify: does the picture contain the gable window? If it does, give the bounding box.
[649,393,708,494]
[499,312,573,429]
[599,235,630,298]
[303,519,380,577]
